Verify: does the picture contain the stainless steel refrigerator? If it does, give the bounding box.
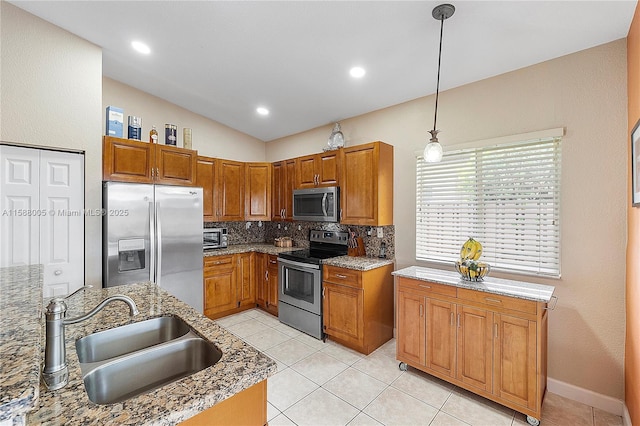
[102,182,203,312]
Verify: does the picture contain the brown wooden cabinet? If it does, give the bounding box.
[245,163,271,221]
[103,136,197,186]
[216,159,245,221]
[395,276,548,423]
[255,253,278,316]
[196,156,216,221]
[322,264,394,354]
[340,141,393,226]
[272,159,295,221]
[203,253,255,319]
[295,151,341,189]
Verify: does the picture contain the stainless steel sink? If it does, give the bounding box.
[75,316,222,405]
[76,316,191,363]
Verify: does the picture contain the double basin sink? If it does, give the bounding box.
[75,316,222,404]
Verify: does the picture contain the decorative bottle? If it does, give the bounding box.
[149,126,158,144]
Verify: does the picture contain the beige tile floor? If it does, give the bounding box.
[216,309,623,426]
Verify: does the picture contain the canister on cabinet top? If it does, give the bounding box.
[165,124,177,146]
[128,116,142,140]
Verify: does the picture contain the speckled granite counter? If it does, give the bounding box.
[205,244,395,271]
[393,266,555,302]
[6,277,276,425]
[0,265,43,423]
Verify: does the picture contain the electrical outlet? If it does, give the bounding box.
[377,227,384,238]
[367,228,372,236]
[298,225,302,231]
[278,223,281,229]
[246,222,251,230]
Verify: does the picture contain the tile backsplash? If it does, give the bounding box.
[204,221,395,259]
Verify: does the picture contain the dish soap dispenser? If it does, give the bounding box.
[379,241,387,259]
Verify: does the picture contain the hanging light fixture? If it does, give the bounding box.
[423,3,455,163]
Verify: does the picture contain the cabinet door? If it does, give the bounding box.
[494,314,537,409]
[323,282,364,347]
[236,252,255,307]
[245,163,271,221]
[284,159,296,220]
[271,161,285,220]
[457,305,494,393]
[196,156,215,221]
[216,159,245,221]
[426,299,456,378]
[295,154,318,189]
[155,144,197,186]
[103,137,153,183]
[317,150,341,187]
[266,255,279,315]
[341,144,376,225]
[255,253,267,308]
[396,289,426,366]
[204,256,236,317]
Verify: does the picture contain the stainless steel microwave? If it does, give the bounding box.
[292,187,340,222]
[203,228,228,249]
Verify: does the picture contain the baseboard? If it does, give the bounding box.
[547,377,624,416]
[623,403,632,426]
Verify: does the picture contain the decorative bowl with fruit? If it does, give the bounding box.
[455,238,490,282]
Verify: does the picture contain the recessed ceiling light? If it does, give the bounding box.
[256,107,269,116]
[350,67,366,78]
[131,41,151,55]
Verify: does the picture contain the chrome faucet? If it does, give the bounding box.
[42,287,139,390]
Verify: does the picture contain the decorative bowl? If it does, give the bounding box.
[454,261,491,282]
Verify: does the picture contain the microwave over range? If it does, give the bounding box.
[292,186,339,222]
[203,227,228,249]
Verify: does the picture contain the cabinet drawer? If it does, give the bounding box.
[323,266,362,288]
[457,288,537,314]
[397,277,456,298]
[267,255,279,267]
[204,255,234,272]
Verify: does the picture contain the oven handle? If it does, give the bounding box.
[278,257,321,270]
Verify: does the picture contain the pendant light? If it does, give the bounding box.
[424,3,455,163]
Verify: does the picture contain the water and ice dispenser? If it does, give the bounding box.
[117,239,145,272]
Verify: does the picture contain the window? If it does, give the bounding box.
[416,136,561,277]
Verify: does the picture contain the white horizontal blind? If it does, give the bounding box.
[416,138,561,277]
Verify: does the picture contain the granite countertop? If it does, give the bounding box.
[393,266,555,303]
[0,266,276,426]
[205,243,395,271]
[0,265,43,422]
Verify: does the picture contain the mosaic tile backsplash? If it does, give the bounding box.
[206,221,395,259]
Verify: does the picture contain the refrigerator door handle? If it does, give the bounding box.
[156,201,162,287]
[149,201,155,283]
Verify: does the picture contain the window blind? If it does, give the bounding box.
[416,138,561,277]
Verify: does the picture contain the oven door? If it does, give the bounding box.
[278,258,321,315]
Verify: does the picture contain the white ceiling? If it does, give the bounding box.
[9,1,638,142]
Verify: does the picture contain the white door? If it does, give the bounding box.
[0,146,84,297]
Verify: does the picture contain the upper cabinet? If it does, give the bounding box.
[340,142,393,226]
[103,136,197,186]
[216,159,245,222]
[272,159,295,221]
[196,156,216,222]
[245,162,272,221]
[295,150,342,189]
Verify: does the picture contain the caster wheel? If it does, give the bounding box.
[398,362,408,371]
[526,415,540,426]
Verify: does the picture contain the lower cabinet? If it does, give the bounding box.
[204,253,255,319]
[322,264,394,355]
[396,277,547,423]
[256,253,278,316]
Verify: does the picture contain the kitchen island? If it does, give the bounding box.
[0,265,276,425]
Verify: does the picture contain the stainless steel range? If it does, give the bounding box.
[278,230,349,339]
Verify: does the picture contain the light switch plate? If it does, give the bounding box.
[377,227,384,238]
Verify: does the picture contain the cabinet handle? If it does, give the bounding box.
[340,209,343,221]
[265,270,269,281]
[450,312,454,326]
[419,284,431,289]
[419,304,423,317]
[322,287,325,297]
[457,313,461,328]
[494,323,498,338]
[335,274,347,279]
[485,297,502,305]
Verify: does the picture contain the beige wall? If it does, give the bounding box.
[102,78,265,161]
[268,40,628,399]
[0,2,104,286]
